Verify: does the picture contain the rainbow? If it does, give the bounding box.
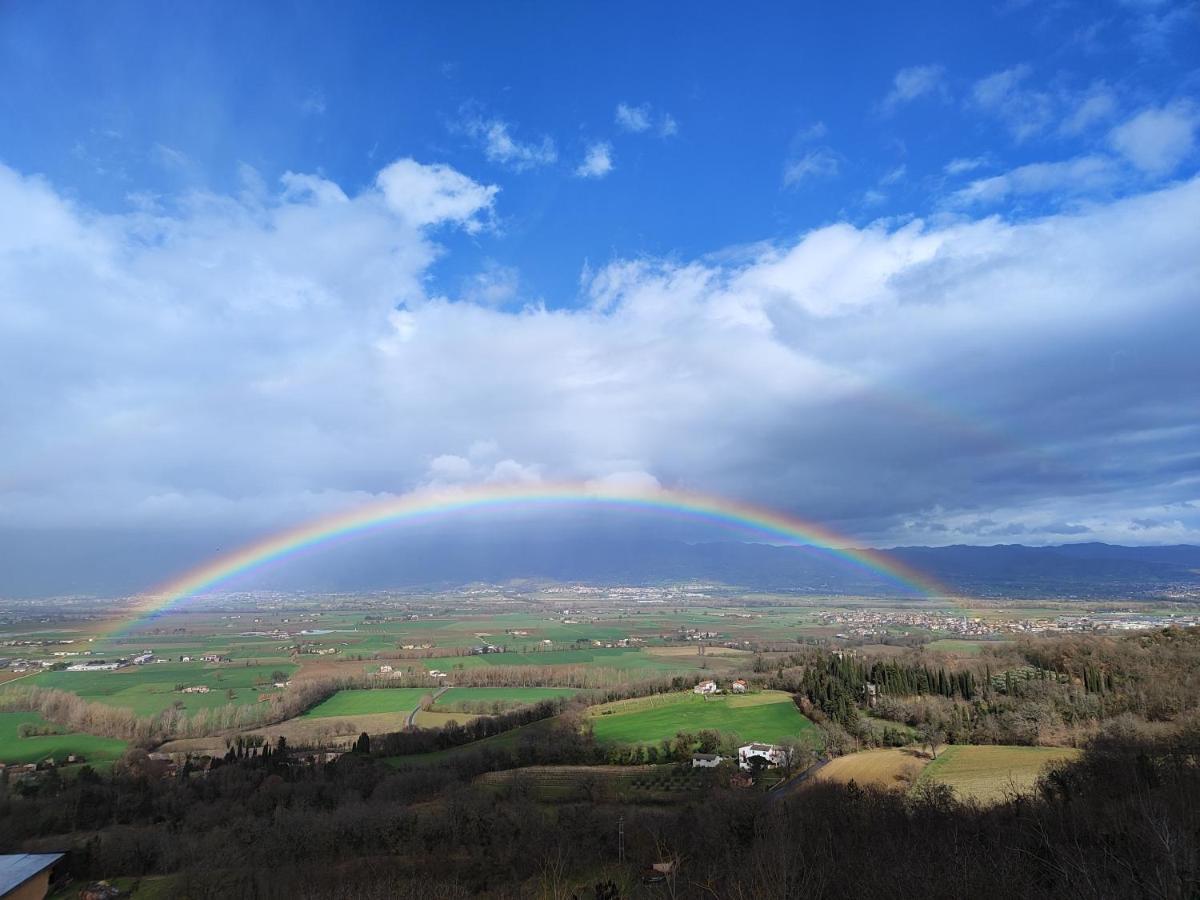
[110,483,952,636]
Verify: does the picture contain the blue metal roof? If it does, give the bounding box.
[0,853,64,895]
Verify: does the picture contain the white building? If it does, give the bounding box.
[691,753,723,768]
[730,679,748,693]
[738,743,786,771]
[693,679,719,695]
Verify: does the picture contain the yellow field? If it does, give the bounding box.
[920,745,1080,803]
[813,748,929,790]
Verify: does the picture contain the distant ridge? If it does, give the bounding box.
[2,532,1197,599]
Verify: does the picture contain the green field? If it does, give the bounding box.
[303,688,433,718]
[27,662,297,717]
[0,711,127,765]
[434,686,580,711]
[588,690,819,747]
[921,744,1080,803]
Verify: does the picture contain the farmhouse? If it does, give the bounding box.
[730,679,748,693]
[378,665,393,674]
[200,653,229,663]
[180,685,210,694]
[738,742,786,770]
[693,679,719,695]
[691,753,723,768]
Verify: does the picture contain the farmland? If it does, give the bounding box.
[813,747,929,790]
[0,711,127,765]
[27,661,296,717]
[919,745,1080,803]
[588,690,819,747]
[302,688,432,719]
[433,686,580,711]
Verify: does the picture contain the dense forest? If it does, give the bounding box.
[0,717,1196,898]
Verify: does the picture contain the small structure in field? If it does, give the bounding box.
[691,753,723,768]
[693,679,719,695]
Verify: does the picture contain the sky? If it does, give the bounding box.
[1,1,1199,593]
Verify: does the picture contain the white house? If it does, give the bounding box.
[378,665,393,674]
[738,742,786,771]
[693,679,719,695]
[691,753,723,768]
[730,679,748,693]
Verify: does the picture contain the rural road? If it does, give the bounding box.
[767,758,830,803]
[405,685,450,728]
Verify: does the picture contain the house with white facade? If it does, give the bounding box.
[738,742,786,770]
[693,679,719,695]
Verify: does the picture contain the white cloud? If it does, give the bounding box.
[375,158,497,232]
[944,156,987,176]
[1,160,1199,554]
[461,260,520,307]
[615,102,652,133]
[882,64,947,112]
[460,114,557,171]
[783,149,839,186]
[616,102,678,137]
[950,155,1117,205]
[575,142,614,178]
[970,64,1055,141]
[1060,84,1118,135]
[1109,102,1198,175]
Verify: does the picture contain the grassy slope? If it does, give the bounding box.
[0,711,127,765]
[588,691,819,747]
[303,688,433,718]
[433,686,580,709]
[920,744,1081,803]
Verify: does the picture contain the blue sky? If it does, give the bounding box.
[5,1,1196,300]
[1,1,1199,592]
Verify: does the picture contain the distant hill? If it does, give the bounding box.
[238,536,1200,600]
[2,528,1197,599]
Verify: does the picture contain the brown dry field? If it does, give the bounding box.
[292,657,377,681]
[812,747,930,791]
[412,710,480,728]
[156,710,411,756]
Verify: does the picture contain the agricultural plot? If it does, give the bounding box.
[433,686,579,712]
[920,745,1080,803]
[0,711,127,765]
[27,662,298,717]
[412,710,480,728]
[588,690,819,747]
[303,688,432,718]
[813,748,929,790]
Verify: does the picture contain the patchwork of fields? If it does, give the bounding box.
[27,662,297,717]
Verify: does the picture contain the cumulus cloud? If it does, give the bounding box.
[1,158,1199,564]
[459,112,557,171]
[575,142,614,178]
[1109,102,1198,175]
[882,64,947,112]
[375,158,497,232]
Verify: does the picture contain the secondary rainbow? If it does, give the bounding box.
[112,483,952,634]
